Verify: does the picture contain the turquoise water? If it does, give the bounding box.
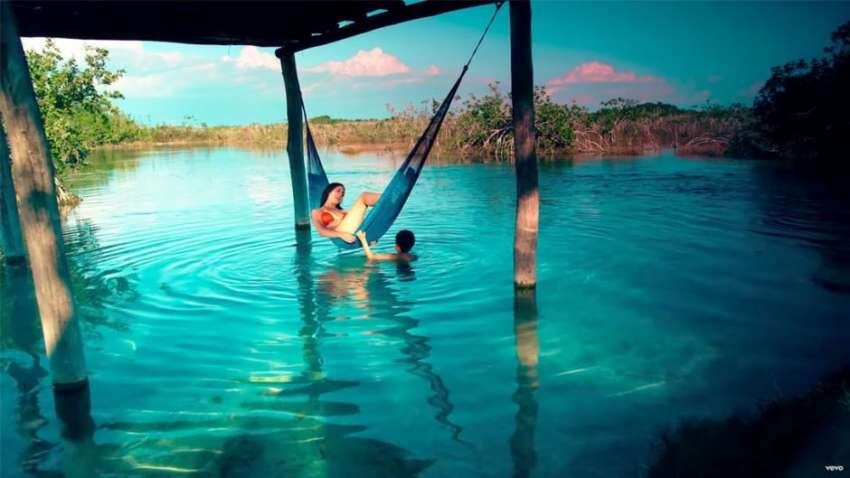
[2,147,849,477]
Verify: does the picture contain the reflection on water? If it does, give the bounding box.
[752,164,850,295]
[511,289,539,478]
[314,247,464,444]
[1,264,50,475]
[53,385,97,478]
[66,218,137,335]
[1,147,849,476]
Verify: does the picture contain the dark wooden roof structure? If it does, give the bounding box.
[11,0,496,50]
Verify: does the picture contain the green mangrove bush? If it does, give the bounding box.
[26,39,144,173]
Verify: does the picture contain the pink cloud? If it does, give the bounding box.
[552,82,678,108]
[544,61,688,107]
[571,94,596,105]
[596,84,675,102]
[425,65,441,76]
[306,48,410,77]
[548,61,658,86]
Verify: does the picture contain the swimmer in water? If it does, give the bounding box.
[356,230,416,263]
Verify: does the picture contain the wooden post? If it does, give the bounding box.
[1,121,26,263]
[511,287,539,477]
[510,0,539,289]
[0,2,87,389]
[276,48,310,230]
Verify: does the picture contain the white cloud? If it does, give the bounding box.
[305,48,410,77]
[21,37,183,72]
[232,46,278,71]
[23,37,139,60]
[298,48,451,96]
[114,62,217,98]
[113,74,174,98]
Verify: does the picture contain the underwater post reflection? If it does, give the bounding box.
[1,261,97,477]
[511,287,539,478]
[315,252,465,444]
[230,233,429,477]
[2,262,50,474]
[53,383,97,478]
[293,228,327,390]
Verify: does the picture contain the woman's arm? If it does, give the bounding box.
[312,209,355,242]
[356,231,396,261]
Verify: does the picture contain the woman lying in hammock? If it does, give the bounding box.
[312,182,381,243]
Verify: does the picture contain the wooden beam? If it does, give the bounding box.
[288,0,492,52]
[278,51,311,230]
[0,2,87,389]
[510,0,538,289]
[11,1,491,48]
[0,121,26,264]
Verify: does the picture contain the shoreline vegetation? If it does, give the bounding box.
[19,18,849,206]
[106,95,751,160]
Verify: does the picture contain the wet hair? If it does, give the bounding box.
[395,230,415,253]
[319,182,344,209]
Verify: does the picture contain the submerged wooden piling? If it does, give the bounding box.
[0,122,26,263]
[512,287,539,477]
[276,48,311,230]
[510,0,539,288]
[0,2,87,388]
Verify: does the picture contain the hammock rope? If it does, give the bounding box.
[305,2,503,250]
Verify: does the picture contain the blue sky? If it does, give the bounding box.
[23,1,850,125]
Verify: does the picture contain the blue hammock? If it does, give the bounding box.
[306,69,466,250]
[304,3,501,250]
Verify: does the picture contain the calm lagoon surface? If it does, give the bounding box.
[2,147,849,477]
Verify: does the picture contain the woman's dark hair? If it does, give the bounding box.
[395,230,415,253]
[319,182,344,209]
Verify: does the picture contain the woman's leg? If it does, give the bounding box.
[336,195,369,233]
[336,192,380,233]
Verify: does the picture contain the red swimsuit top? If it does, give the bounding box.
[320,211,335,227]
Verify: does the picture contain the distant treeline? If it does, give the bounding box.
[25,19,850,176]
[117,95,750,159]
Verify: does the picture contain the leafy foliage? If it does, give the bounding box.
[452,82,511,151]
[26,39,143,173]
[752,20,850,162]
[534,86,580,150]
[441,85,747,158]
[449,83,583,156]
